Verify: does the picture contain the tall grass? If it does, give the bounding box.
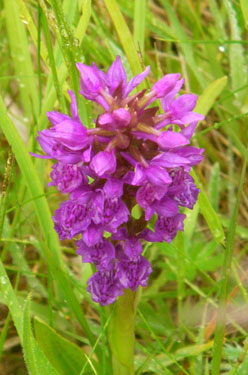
[0,1,248,374]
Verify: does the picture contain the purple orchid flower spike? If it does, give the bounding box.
[107,55,127,94]
[32,56,204,305]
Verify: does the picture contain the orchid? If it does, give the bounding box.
[33,56,204,305]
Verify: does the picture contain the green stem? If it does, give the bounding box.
[108,289,137,375]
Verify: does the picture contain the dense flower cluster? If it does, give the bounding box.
[33,57,204,305]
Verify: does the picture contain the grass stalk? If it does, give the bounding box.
[108,289,136,375]
[211,150,248,374]
[41,8,66,113]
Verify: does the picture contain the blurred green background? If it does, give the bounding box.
[0,1,248,374]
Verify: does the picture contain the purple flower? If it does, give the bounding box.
[136,183,167,220]
[77,56,150,108]
[98,108,131,130]
[122,238,143,259]
[53,196,91,240]
[112,230,143,259]
[82,223,104,246]
[90,151,116,176]
[107,55,127,94]
[76,63,106,101]
[87,270,123,305]
[138,189,178,221]
[103,178,124,198]
[152,73,181,99]
[141,213,186,243]
[32,56,204,305]
[123,66,150,97]
[103,197,130,233]
[121,157,172,187]
[157,131,189,150]
[170,146,204,166]
[168,170,200,209]
[35,134,83,163]
[106,56,150,98]
[157,94,205,129]
[48,163,86,193]
[117,256,152,291]
[76,238,115,269]
[41,120,89,151]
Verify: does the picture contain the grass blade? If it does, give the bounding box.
[34,317,90,375]
[0,259,23,337]
[195,76,227,116]
[4,0,39,119]
[104,0,145,79]
[0,95,63,265]
[191,170,225,244]
[240,0,248,27]
[41,9,66,113]
[158,0,205,89]
[211,149,248,374]
[23,295,61,375]
[134,0,147,55]
[224,0,247,102]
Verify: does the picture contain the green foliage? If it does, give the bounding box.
[23,295,61,375]
[0,1,248,374]
[34,317,91,375]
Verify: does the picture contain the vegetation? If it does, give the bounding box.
[0,0,247,374]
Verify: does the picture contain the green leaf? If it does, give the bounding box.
[0,97,97,351]
[103,0,144,81]
[75,0,92,42]
[225,0,247,102]
[4,0,39,119]
[0,258,23,338]
[212,150,248,374]
[34,318,92,375]
[23,295,61,375]
[134,0,147,54]
[190,169,225,244]
[195,76,227,116]
[208,163,220,212]
[0,95,62,266]
[240,0,248,27]
[158,0,205,89]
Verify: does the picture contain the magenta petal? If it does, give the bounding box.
[154,197,179,217]
[112,108,131,126]
[124,66,150,97]
[107,56,127,93]
[136,183,166,209]
[171,94,198,114]
[152,73,181,98]
[145,166,172,185]
[157,131,190,149]
[87,270,123,306]
[104,178,124,198]
[76,238,115,269]
[83,224,103,246]
[68,89,80,122]
[132,164,145,185]
[76,63,104,98]
[44,120,88,150]
[151,152,190,168]
[132,131,157,143]
[90,151,116,176]
[46,111,70,125]
[98,113,114,127]
[123,238,143,259]
[117,256,152,291]
[179,112,204,125]
[160,78,184,110]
